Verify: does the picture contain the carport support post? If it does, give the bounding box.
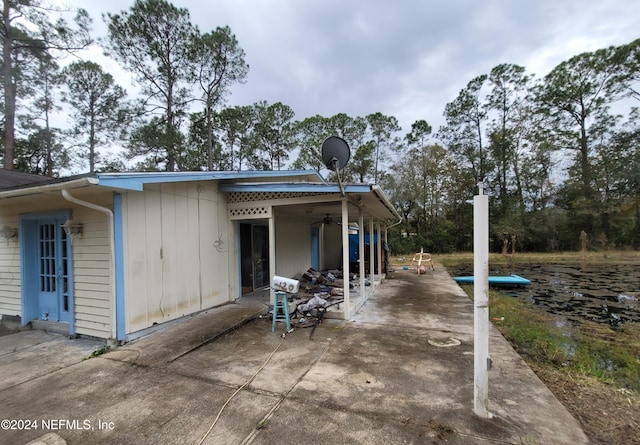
[473,183,490,418]
[375,221,381,290]
[358,209,365,297]
[369,218,375,289]
[342,198,350,319]
[268,215,276,305]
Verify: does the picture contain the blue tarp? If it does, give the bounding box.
[348,233,378,262]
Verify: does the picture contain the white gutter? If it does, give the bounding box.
[0,177,98,200]
[61,188,117,341]
[371,184,402,223]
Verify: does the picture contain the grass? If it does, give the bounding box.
[87,345,111,359]
[410,251,640,392]
[432,250,640,267]
[456,284,640,391]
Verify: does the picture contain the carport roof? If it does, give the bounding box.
[92,170,325,191]
[221,181,401,223]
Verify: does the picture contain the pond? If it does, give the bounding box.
[447,263,640,326]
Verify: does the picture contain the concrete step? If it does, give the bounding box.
[30,319,70,336]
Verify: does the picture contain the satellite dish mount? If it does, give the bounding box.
[321,136,350,196]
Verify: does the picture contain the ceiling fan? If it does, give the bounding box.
[310,214,337,226]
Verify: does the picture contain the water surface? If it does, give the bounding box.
[449,263,640,326]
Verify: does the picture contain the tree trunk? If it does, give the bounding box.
[512,150,525,214]
[635,196,640,249]
[89,119,96,173]
[2,1,15,170]
[579,122,591,200]
[88,99,96,172]
[206,97,213,171]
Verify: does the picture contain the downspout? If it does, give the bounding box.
[386,217,403,230]
[61,189,117,341]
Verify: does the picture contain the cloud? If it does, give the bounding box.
[60,0,640,137]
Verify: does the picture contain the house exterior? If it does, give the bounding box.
[0,169,400,342]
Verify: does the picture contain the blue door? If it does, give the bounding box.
[36,221,72,322]
[21,211,73,329]
[310,227,320,270]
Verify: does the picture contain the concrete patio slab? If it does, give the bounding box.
[0,268,589,445]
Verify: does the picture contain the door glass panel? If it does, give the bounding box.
[61,229,70,314]
[38,223,56,293]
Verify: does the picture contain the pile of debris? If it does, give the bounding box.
[301,267,344,296]
[272,267,372,338]
[267,268,346,339]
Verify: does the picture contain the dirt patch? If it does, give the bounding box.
[530,363,640,445]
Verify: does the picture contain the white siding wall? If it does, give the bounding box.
[71,206,112,338]
[274,212,311,279]
[0,211,21,316]
[122,182,231,334]
[0,195,113,338]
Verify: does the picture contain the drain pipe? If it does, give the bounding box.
[61,189,117,341]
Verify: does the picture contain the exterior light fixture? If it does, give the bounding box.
[0,225,18,240]
[61,220,83,238]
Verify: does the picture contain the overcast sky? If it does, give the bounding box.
[61,0,639,137]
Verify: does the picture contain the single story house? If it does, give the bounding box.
[0,169,400,342]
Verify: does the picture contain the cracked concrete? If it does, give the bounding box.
[0,268,588,444]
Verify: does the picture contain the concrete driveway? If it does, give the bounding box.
[0,268,588,444]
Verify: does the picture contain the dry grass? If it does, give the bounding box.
[532,363,640,445]
[393,250,640,268]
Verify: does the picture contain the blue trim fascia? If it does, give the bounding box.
[113,192,126,341]
[20,209,71,221]
[219,183,372,193]
[94,170,324,191]
[96,178,144,191]
[66,221,76,336]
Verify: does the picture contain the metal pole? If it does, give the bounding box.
[358,208,365,300]
[473,183,490,418]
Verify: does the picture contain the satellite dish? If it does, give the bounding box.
[321,136,350,171]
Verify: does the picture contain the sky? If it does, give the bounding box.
[58,0,639,138]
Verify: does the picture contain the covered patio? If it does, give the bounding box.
[221,180,401,320]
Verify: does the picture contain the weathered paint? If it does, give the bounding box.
[121,181,231,334]
[474,190,490,418]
